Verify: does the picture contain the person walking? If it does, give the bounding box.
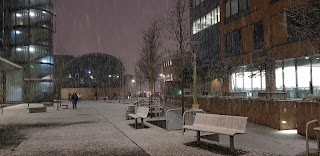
[71,92,78,109]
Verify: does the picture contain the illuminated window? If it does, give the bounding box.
[192,6,220,34]
[201,17,206,29]
[225,0,249,19]
[193,22,197,34]
[206,12,212,26]
[196,19,201,32]
[275,67,283,90]
[217,6,221,22]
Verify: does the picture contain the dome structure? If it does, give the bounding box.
[62,53,125,88]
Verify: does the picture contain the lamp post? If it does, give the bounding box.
[131,79,136,96]
[189,40,200,109]
[159,74,165,96]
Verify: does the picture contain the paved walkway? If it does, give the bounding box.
[0,100,317,156]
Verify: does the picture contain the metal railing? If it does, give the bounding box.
[182,109,205,135]
[306,119,319,156]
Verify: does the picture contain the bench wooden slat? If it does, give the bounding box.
[193,113,248,132]
[183,113,248,152]
[183,125,245,136]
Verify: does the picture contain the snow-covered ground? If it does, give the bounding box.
[0,100,317,156]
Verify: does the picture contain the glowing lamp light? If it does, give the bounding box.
[108,75,112,78]
[15,13,22,17]
[16,48,22,51]
[277,130,297,135]
[90,76,93,79]
[29,12,35,17]
[29,47,35,52]
[88,71,92,74]
[41,60,48,63]
[131,79,136,83]
[305,57,309,59]
[281,121,287,124]
[15,30,22,34]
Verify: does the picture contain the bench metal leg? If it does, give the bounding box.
[135,118,137,129]
[230,136,234,152]
[197,131,200,144]
[141,118,144,128]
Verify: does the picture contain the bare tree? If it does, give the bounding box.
[287,0,320,49]
[134,62,145,93]
[197,58,211,95]
[165,0,191,114]
[53,43,71,110]
[137,19,163,107]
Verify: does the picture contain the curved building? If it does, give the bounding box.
[1,0,54,102]
[63,53,125,88]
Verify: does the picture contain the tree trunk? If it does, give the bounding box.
[181,81,184,116]
[149,82,153,118]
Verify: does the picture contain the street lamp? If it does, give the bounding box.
[130,79,137,95]
[189,39,200,109]
[159,74,165,97]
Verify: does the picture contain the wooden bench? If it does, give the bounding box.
[183,113,248,152]
[62,104,68,109]
[128,107,149,129]
[125,105,136,119]
[27,107,47,113]
[42,102,54,107]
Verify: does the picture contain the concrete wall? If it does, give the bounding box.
[296,102,320,139]
[61,88,129,100]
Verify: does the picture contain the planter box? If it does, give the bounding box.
[167,96,297,130]
[296,102,320,139]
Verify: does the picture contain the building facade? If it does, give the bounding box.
[191,0,319,98]
[1,0,54,102]
[62,53,124,89]
[162,59,192,96]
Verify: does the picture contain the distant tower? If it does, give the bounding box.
[1,0,54,102]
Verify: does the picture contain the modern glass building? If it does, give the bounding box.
[0,0,54,102]
[191,0,320,99]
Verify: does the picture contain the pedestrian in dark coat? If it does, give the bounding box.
[71,92,78,109]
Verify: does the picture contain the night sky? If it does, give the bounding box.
[54,0,171,74]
